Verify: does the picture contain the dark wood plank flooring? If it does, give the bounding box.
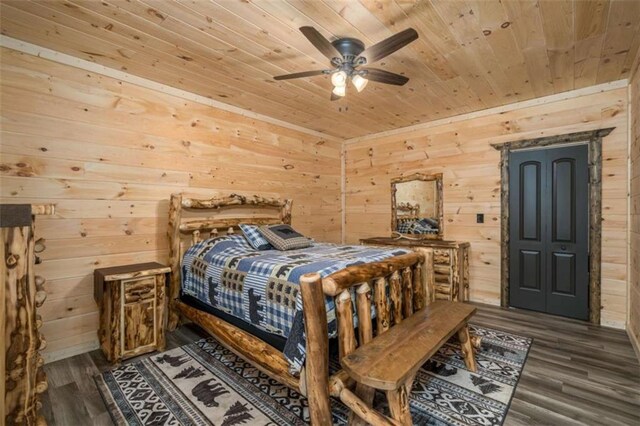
[41,303,640,425]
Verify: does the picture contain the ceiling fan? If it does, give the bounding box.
[274,26,419,100]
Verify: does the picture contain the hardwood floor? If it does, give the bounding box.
[41,303,640,425]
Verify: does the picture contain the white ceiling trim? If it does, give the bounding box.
[344,79,629,145]
[0,35,342,142]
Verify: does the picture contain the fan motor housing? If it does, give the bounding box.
[331,37,365,59]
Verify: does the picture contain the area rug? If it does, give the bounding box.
[96,325,531,425]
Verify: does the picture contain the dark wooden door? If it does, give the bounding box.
[509,144,589,320]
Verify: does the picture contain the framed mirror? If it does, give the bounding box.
[391,173,443,240]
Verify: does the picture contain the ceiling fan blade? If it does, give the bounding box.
[299,26,342,62]
[359,28,418,64]
[361,68,409,86]
[273,70,328,80]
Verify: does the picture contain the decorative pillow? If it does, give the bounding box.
[259,224,312,251]
[397,220,413,234]
[419,217,439,228]
[239,224,273,250]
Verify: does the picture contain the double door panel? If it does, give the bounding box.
[509,145,589,320]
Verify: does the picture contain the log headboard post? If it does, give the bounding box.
[167,193,182,331]
[281,199,293,225]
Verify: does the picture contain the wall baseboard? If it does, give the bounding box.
[628,325,640,362]
[43,339,100,364]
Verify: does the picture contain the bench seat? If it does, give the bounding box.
[342,300,477,391]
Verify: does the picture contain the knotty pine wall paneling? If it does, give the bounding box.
[629,57,640,358]
[344,88,629,329]
[0,48,342,361]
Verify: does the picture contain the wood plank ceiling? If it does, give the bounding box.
[1,0,639,139]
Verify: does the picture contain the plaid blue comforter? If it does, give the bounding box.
[181,234,409,373]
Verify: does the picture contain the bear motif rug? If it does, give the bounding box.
[96,325,531,425]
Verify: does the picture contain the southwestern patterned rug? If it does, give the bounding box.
[96,325,531,426]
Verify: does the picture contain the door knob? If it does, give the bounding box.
[561,245,567,250]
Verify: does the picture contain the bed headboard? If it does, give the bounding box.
[396,202,420,220]
[167,193,292,329]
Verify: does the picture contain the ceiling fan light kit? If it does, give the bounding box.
[273,26,418,100]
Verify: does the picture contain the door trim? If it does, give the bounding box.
[492,128,615,325]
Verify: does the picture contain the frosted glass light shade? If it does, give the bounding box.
[331,70,348,87]
[352,74,368,92]
[332,85,346,97]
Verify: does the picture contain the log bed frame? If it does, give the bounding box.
[167,193,434,425]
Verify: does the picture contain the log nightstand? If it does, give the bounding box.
[94,262,171,363]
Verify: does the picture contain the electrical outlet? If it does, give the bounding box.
[476,213,484,224]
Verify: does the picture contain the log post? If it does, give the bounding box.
[414,248,434,305]
[385,374,415,426]
[462,247,470,302]
[374,277,390,335]
[401,267,413,317]
[336,290,356,360]
[351,283,376,426]
[2,204,53,425]
[451,248,461,301]
[280,199,293,225]
[389,271,402,325]
[167,193,182,331]
[300,273,332,426]
[412,262,424,310]
[355,283,373,347]
[335,380,401,426]
[458,324,477,372]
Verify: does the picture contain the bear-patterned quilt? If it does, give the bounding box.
[181,234,409,374]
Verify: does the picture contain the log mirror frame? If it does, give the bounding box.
[492,127,614,325]
[391,173,444,240]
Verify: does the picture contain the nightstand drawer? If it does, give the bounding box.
[123,276,156,303]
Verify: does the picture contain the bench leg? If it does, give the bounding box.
[458,324,477,372]
[349,383,376,426]
[385,375,415,426]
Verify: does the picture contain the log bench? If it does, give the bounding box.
[341,300,478,426]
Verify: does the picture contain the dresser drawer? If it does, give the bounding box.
[123,277,156,303]
[433,249,451,264]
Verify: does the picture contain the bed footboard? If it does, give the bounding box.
[300,250,432,425]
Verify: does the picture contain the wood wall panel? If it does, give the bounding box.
[629,55,640,359]
[0,47,342,361]
[344,88,629,329]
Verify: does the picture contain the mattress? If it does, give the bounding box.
[180,234,409,373]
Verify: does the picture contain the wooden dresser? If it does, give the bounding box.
[94,262,170,363]
[2,204,54,425]
[360,237,470,302]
